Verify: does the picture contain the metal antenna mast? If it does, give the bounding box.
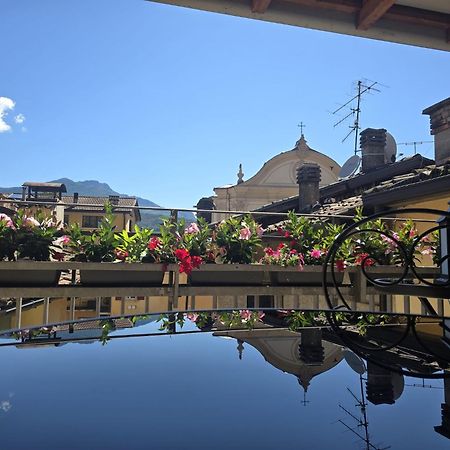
[338,376,391,450]
[333,80,381,155]
[397,140,433,155]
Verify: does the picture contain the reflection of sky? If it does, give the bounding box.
[0,320,448,450]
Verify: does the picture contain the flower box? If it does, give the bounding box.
[79,263,166,287]
[0,261,61,287]
[188,264,271,286]
[348,265,438,287]
[269,266,344,286]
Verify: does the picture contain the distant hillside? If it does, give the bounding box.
[0,178,195,228]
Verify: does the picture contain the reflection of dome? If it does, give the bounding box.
[214,328,343,391]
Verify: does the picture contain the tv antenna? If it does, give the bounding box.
[333,80,381,155]
[397,140,433,155]
[338,376,391,450]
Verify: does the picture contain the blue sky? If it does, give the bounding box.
[2,0,450,208]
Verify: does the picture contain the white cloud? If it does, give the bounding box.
[14,113,25,124]
[0,97,15,133]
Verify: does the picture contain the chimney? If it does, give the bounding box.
[360,128,386,172]
[297,163,321,212]
[73,192,79,203]
[108,195,120,206]
[196,197,215,224]
[365,361,396,405]
[298,328,324,365]
[423,97,450,165]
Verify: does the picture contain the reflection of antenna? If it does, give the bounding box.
[405,378,443,390]
[338,375,391,450]
[397,140,433,155]
[333,80,381,155]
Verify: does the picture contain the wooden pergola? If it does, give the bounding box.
[148,0,450,51]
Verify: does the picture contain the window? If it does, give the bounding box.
[82,215,102,228]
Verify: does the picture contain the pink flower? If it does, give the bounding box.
[310,249,323,259]
[256,225,264,237]
[239,310,252,321]
[239,227,252,240]
[60,235,70,244]
[185,223,199,234]
[0,214,15,229]
[186,313,199,322]
[23,217,40,227]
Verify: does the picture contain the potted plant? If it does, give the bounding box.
[343,209,437,287]
[188,215,266,286]
[267,211,347,285]
[110,225,167,286]
[68,203,122,285]
[0,211,64,286]
[169,217,215,282]
[0,213,16,261]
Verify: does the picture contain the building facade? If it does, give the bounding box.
[210,135,340,222]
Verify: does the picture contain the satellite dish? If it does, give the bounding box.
[339,155,361,179]
[343,349,366,374]
[392,371,405,401]
[384,132,397,164]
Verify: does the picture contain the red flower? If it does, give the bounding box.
[175,248,190,261]
[289,240,297,248]
[264,247,274,256]
[277,243,285,251]
[191,256,203,269]
[114,249,129,261]
[174,249,203,275]
[53,252,65,261]
[148,237,161,251]
[355,253,375,267]
[284,231,291,238]
[335,259,346,272]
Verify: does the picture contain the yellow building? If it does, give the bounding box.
[62,193,140,232]
[16,182,140,232]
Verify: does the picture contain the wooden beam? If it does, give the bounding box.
[252,0,273,13]
[357,0,395,30]
[384,5,450,29]
[284,0,450,31]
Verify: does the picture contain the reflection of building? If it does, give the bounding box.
[365,362,404,405]
[214,328,343,392]
[208,134,340,222]
[435,372,450,439]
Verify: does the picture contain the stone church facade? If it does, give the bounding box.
[210,135,341,222]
